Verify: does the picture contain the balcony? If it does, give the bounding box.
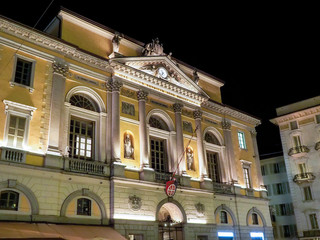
[64,158,108,176]
[154,172,180,185]
[288,145,309,157]
[1,147,26,163]
[303,230,320,238]
[293,172,316,184]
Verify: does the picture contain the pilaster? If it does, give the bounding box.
[173,103,186,175]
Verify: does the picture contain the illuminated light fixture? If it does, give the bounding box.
[250,232,264,240]
[113,214,155,221]
[218,232,234,237]
[187,219,207,224]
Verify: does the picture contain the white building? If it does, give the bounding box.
[271,96,320,239]
[260,154,297,239]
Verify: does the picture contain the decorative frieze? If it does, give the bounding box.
[122,102,135,116]
[121,88,136,99]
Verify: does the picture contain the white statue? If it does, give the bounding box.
[124,134,134,159]
[186,147,194,170]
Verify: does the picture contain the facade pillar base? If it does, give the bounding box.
[139,167,155,182]
[45,153,63,169]
[180,174,192,187]
[112,162,126,177]
[200,177,213,190]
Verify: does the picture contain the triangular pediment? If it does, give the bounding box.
[112,56,207,96]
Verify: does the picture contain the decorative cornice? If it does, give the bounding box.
[271,105,320,125]
[137,90,149,101]
[0,17,111,71]
[202,100,261,127]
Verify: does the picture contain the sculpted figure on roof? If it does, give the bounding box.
[142,38,165,56]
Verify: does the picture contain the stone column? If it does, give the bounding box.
[193,110,207,178]
[173,103,186,175]
[46,60,68,168]
[106,79,113,163]
[221,118,238,183]
[251,129,264,188]
[111,78,123,162]
[137,90,149,168]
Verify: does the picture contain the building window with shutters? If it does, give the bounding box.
[207,151,220,183]
[304,186,313,201]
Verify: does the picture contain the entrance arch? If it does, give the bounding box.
[156,199,186,240]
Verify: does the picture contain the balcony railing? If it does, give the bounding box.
[303,230,320,238]
[155,172,180,184]
[293,172,316,184]
[64,158,108,176]
[288,145,309,157]
[212,182,233,194]
[1,147,26,163]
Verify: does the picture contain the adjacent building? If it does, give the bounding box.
[260,154,297,239]
[271,96,320,239]
[0,8,272,239]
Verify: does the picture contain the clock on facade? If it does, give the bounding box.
[158,67,168,79]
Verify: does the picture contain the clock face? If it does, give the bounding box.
[158,67,168,79]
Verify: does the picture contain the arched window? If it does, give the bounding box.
[220,210,228,224]
[77,198,91,216]
[149,115,169,131]
[0,190,19,211]
[204,132,221,146]
[70,94,99,112]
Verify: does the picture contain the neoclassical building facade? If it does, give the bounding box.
[0,8,272,240]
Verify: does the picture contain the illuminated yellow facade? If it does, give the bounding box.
[0,8,273,240]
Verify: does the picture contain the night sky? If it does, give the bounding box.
[1,1,319,157]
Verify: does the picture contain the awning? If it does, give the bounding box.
[0,222,127,240]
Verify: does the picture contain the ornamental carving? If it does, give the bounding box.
[112,32,122,53]
[128,195,142,211]
[52,60,69,77]
[122,102,135,116]
[137,90,149,101]
[142,38,165,56]
[173,103,183,113]
[195,202,205,217]
[112,79,123,92]
[221,119,231,130]
[193,69,199,84]
[193,110,202,119]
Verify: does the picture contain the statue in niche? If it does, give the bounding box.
[186,147,194,170]
[124,133,134,159]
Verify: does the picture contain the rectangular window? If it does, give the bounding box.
[14,58,33,86]
[243,168,251,188]
[310,214,319,229]
[316,114,320,124]
[7,115,26,148]
[238,131,247,149]
[207,151,220,182]
[304,186,313,201]
[77,198,91,216]
[290,121,298,130]
[273,163,280,173]
[69,118,94,160]
[150,138,167,173]
[261,165,266,176]
[129,234,144,240]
